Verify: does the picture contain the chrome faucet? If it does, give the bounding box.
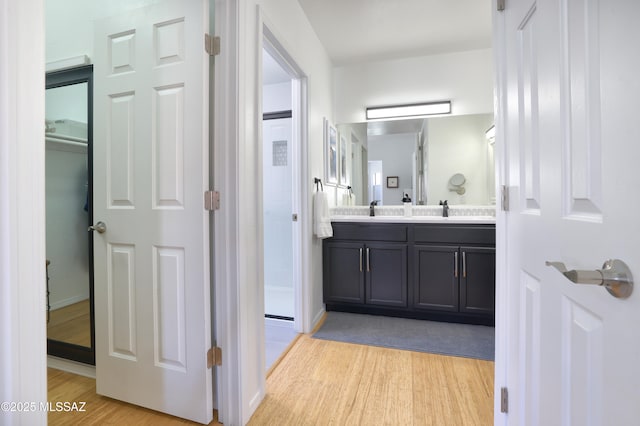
[439,200,449,217]
[369,200,379,216]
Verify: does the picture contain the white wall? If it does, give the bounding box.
[333,48,494,124]
[46,0,158,63]
[46,83,88,122]
[427,114,494,205]
[368,133,416,205]
[263,81,291,113]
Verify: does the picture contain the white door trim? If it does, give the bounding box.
[213,0,244,424]
[0,0,47,424]
[492,1,509,423]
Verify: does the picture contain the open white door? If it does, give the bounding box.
[92,0,213,423]
[498,0,640,424]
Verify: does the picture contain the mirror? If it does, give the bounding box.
[338,113,495,206]
[46,65,95,365]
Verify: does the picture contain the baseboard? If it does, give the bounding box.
[49,294,89,311]
[47,355,96,379]
[310,307,326,333]
[247,389,265,424]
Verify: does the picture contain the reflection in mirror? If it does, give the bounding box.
[338,113,494,206]
[46,65,95,365]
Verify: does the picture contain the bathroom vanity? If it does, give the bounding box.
[323,215,495,325]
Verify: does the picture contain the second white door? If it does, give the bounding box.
[92,0,213,423]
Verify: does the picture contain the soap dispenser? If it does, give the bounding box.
[402,193,412,217]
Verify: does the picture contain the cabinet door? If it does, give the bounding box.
[323,242,365,304]
[413,245,459,312]
[459,246,495,315]
[365,243,407,307]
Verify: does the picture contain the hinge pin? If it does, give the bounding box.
[501,185,509,212]
[207,347,222,368]
[204,190,220,211]
[500,387,509,413]
[205,34,220,56]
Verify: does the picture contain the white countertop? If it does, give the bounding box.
[330,215,496,224]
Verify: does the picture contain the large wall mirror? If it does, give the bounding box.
[338,113,495,207]
[46,65,95,365]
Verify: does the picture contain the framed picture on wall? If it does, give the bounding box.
[387,176,399,188]
[324,117,337,184]
[339,132,348,186]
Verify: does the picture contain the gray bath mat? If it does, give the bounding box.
[313,312,494,361]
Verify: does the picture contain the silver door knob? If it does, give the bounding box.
[546,259,633,299]
[88,221,107,234]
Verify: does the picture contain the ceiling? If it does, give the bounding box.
[263,1,493,84]
[297,0,492,66]
[262,0,494,134]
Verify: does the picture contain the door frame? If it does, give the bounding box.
[261,23,309,336]
[491,0,508,425]
[0,0,48,422]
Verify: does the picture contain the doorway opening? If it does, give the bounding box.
[260,28,308,372]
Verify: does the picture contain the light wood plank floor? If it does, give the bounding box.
[49,333,493,425]
[248,334,494,425]
[47,368,222,426]
[47,299,91,347]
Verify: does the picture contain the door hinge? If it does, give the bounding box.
[207,346,222,368]
[497,0,505,12]
[205,34,220,56]
[204,190,220,211]
[500,387,509,413]
[501,185,509,212]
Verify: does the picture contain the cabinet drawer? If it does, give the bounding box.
[331,223,408,242]
[414,225,495,245]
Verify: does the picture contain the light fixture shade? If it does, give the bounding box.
[366,101,451,120]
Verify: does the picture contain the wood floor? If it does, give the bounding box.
[248,334,494,425]
[47,299,91,347]
[49,333,493,425]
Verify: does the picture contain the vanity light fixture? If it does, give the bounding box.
[366,101,451,120]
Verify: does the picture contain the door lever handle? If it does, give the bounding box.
[545,259,633,299]
[88,221,107,234]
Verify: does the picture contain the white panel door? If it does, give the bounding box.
[499,0,640,424]
[93,1,212,423]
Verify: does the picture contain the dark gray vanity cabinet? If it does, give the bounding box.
[413,245,495,316]
[412,224,495,324]
[413,245,459,312]
[323,221,495,325]
[323,241,365,304]
[323,223,408,308]
[459,246,495,316]
[364,242,407,307]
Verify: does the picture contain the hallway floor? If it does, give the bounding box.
[48,329,493,425]
[265,317,298,371]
